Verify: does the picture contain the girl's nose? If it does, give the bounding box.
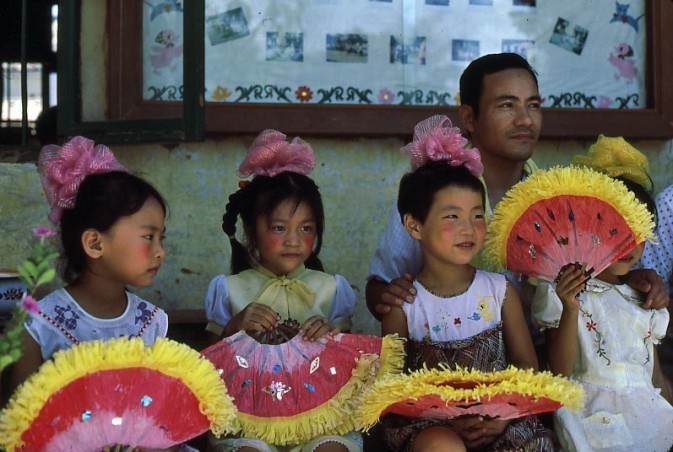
[284,230,300,245]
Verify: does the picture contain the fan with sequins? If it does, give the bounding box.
[484,165,655,282]
[0,337,236,451]
[201,331,405,446]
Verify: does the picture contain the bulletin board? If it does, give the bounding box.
[142,0,647,109]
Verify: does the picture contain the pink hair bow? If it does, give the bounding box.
[38,136,128,224]
[401,115,483,177]
[238,129,316,178]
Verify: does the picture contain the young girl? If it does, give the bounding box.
[381,116,552,451]
[10,136,169,391]
[532,137,673,451]
[204,129,360,452]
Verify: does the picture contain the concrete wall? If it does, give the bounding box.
[1,2,672,336]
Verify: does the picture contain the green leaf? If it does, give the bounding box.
[19,260,39,277]
[35,268,57,287]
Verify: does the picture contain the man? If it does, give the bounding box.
[366,53,668,320]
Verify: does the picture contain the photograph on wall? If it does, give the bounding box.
[451,39,480,61]
[266,32,304,62]
[549,17,589,55]
[326,34,368,63]
[390,36,427,65]
[502,39,535,59]
[206,7,249,46]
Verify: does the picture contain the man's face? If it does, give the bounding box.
[462,68,542,165]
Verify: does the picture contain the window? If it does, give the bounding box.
[0,1,58,147]
[97,1,673,140]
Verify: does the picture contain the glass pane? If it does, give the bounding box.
[1,63,43,124]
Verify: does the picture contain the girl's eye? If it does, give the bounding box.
[301,225,314,233]
[272,225,285,232]
[443,214,458,220]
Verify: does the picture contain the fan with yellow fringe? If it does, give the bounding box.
[0,337,237,451]
[201,331,405,446]
[484,165,655,282]
[356,365,585,430]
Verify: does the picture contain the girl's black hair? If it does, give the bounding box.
[58,171,167,283]
[617,177,658,226]
[222,172,325,274]
[397,161,485,224]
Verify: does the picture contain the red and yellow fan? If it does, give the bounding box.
[484,165,655,282]
[0,337,237,451]
[356,365,585,429]
[201,331,405,446]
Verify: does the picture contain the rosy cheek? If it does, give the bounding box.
[261,236,284,253]
[139,242,153,258]
[301,235,315,249]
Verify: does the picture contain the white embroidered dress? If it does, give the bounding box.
[532,280,673,451]
[25,287,168,360]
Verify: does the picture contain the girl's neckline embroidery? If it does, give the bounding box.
[417,268,477,299]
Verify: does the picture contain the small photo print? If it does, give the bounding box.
[451,39,480,62]
[502,39,535,59]
[549,17,588,55]
[206,7,249,46]
[390,36,427,65]
[426,0,450,5]
[470,0,493,5]
[326,34,368,63]
[513,0,536,5]
[266,32,304,62]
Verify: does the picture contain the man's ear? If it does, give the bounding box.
[459,104,475,135]
[403,214,422,240]
[81,229,104,258]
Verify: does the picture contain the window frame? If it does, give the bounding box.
[105,0,673,140]
[58,0,204,144]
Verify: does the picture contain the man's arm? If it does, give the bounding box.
[366,203,423,319]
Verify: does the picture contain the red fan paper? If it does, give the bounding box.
[357,366,585,430]
[484,166,655,282]
[201,330,404,445]
[0,338,236,451]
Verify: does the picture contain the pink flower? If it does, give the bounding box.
[454,318,462,325]
[19,294,40,314]
[238,130,316,178]
[377,88,395,104]
[38,136,128,224]
[586,320,597,332]
[401,115,483,176]
[33,227,56,237]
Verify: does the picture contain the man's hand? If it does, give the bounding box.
[366,274,416,319]
[623,268,670,309]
